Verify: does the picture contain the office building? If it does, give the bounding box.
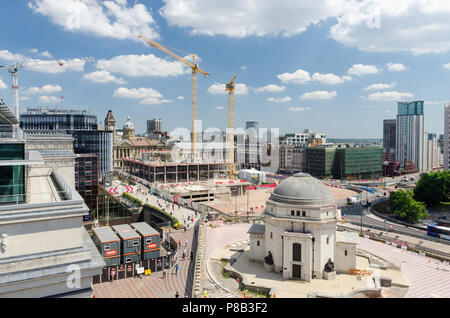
[75,154,99,218]
[20,107,113,177]
[396,101,424,171]
[445,103,450,170]
[383,119,396,162]
[245,121,259,139]
[147,119,162,134]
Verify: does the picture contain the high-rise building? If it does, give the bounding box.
[20,107,113,177]
[445,103,450,170]
[396,101,424,171]
[147,118,162,134]
[245,120,258,139]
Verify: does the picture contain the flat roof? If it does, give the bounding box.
[93,226,120,243]
[130,222,159,237]
[112,224,140,240]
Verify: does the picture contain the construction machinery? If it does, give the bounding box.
[225,75,236,179]
[138,35,209,162]
[0,58,94,122]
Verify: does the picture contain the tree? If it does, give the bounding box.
[389,190,428,223]
[414,171,450,207]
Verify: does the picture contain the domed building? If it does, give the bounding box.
[248,173,358,282]
[110,114,167,168]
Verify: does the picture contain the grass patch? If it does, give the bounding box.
[221,260,233,279]
[240,288,268,298]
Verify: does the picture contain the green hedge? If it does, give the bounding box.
[122,192,182,229]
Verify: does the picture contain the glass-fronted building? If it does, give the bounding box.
[0,142,25,204]
[334,147,383,179]
[20,107,113,176]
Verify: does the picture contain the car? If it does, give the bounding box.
[376,193,382,197]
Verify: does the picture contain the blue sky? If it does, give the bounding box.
[0,0,448,138]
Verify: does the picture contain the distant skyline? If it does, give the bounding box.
[0,1,448,138]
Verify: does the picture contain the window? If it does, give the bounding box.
[270,232,273,239]
[326,237,329,244]
[104,244,111,251]
[326,211,329,216]
[146,237,152,244]
[302,211,306,217]
[132,240,139,247]
[257,240,260,246]
[291,210,295,216]
[292,243,301,261]
[125,257,132,263]
[296,211,300,216]
[345,250,348,256]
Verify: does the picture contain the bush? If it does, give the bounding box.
[122,192,180,229]
[414,171,450,207]
[389,190,428,223]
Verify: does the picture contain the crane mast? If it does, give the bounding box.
[138,35,209,162]
[226,75,236,179]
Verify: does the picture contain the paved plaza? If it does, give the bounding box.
[204,223,450,298]
[93,227,196,298]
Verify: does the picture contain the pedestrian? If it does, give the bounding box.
[163,267,166,278]
[190,251,193,259]
[174,264,179,275]
[184,248,187,256]
[203,288,207,298]
[178,240,181,249]
[175,291,179,298]
[185,239,188,247]
[184,227,186,233]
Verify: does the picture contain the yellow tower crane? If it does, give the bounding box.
[225,75,236,179]
[138,35,209,162]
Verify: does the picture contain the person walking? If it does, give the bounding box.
[175,291,179,298]
[178,240,181,249]
[162,267,166,278]
[190,250,193,259]
[185,239,188,247]
[174,264,179,276]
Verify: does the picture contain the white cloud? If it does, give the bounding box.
[176,96,184,100]
[288,106,312,112]
[330,0,450,54]
[0,50,28,62]
[207,83,248,95]
[38,95,60,103]
[82,70,126,84]
[0,79,6,89]
[255,84,286,93]
[96,54,188,77]
[0,50,87,73]
[277,69,311,84]
[443,63,450,70]
[347,64,379,76]
[20,96,31,101]
[386,63,407,72]
[425,100,447,106]
[183,54,202,64]
[30,48,39,54]
[28,0,159,41]
[40,50,53,58]
[160,0,345,38]
[364,82,396,91]
[301,90,337,100]
[267,96,291,103]
[311,73,352,84]
[367,91,414,101]
[113,87,172,105]
[24,84,62,95]
[240,66,247,70]
[216,106,224,110]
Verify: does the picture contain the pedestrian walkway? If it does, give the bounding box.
[358,238,450,298]
[132,187,200,227]
[93,227,197,298]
